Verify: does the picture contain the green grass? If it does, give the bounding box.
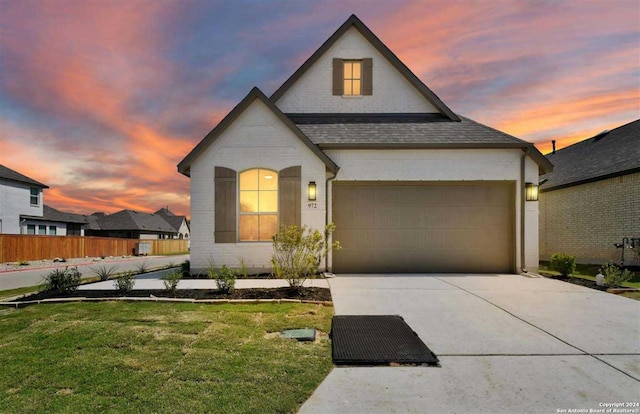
[0,285,46,301]
[0,302,333,413]
[539,261,640,289]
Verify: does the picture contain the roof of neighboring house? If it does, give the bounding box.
[270,14,460,122]
[154,207,189,232]
[0,164,49,188]
[21,205,89,224]
[541,119,640,191]
[97,210,178,233]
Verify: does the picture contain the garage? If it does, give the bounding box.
[331,181,515,273]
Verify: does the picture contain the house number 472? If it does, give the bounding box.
[307,203,317,209]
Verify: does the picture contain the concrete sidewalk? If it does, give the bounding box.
[0,255,189,291]
[299,274,640,414]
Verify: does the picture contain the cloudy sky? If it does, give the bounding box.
[1,0,638,218]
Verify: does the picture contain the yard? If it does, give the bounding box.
[0,302,333,413]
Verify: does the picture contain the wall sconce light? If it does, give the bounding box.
[308,181,317,201]
[525,182,539,201]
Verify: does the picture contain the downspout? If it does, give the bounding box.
[324,169,339,272]
[520,147,531,274]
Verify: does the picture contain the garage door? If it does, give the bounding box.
[332,181,515,273]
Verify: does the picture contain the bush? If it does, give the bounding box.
[214,265,236,293]
[45,267,81,293]
[135,262,149,274]
[599,261,633,288]
[114,271,135,294]
[162,270,182,294]
[271,224,341,289]
[549,253,576,277]
[90,265,117,281]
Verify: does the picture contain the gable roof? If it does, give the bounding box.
[177,87,339,176]
[270,14,460,122]
[154,207,188,231]
[541,119,640,191]
[97,210,178,233]
[0,164,49,188]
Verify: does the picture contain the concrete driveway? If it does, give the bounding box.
[299,274,640,414]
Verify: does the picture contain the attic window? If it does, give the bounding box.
[333,58,372,96]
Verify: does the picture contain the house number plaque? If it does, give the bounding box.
[307,203,317,209]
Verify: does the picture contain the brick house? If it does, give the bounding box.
[178,14,552,275]
[539,119,640,266]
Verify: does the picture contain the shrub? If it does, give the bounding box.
[214,265,236,293]
[599,261,633,288]
[90,265,117,281]
[162,270,182,294]
[135,261,149,274]
[549,253,576,277]
[271,224,341,289]
[114,271,135,294]
[45,267,81,294]
[237,257,249,278]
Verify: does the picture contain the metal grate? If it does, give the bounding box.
[331,315,438,366]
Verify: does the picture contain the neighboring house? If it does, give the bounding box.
[86,209,179,239]
[178,14,552,274]
[155,207,190,240]
[540,119,640,266]
[0,164,49,234]
[21,205,88,236]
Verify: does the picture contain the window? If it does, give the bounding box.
[30,187,39,205]
[38,225,46,235]
[238,169,278,241]
[343,60,362,96]
[27,224,35,235]
[49,226,57,235]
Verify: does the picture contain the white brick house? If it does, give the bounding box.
[178,15,552,275]
[0,164,48,234]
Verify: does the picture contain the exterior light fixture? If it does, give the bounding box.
[525,182,539,201]
[308,181,317,201]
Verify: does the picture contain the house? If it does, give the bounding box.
[21,205,89,236]
[540,119,640,266]
[178,14,552,274]
[0,164,49,234]
[85,209,179,239]
[154,207,190,240]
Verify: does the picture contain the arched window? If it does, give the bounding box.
[239,169,278,241]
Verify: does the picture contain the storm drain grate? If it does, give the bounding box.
[331,315,439,366]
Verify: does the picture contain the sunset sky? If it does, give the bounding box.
[1,0,638,218]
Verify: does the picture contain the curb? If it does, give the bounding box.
[0,297,333,308]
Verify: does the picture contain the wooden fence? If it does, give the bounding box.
[0,235,189,263]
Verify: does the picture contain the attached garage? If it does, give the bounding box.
[332,181,515,273]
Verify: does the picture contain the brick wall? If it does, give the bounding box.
[539,171,640,265]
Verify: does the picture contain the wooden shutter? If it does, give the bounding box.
[362,58,373,95]
[279,166,301,228]
[214,167,237,243]
[332,58,343,96]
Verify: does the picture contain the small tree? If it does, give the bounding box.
[215,265,236,293]
[162,270,182,295]
[271,224,341,290]
[549,253,576,277]
[599,261,633,288]
[114,271,135,294]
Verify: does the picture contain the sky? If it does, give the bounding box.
[0,0,638,219]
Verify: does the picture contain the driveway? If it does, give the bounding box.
[299,274,640,413]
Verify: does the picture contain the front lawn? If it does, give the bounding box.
[0,302,333,413]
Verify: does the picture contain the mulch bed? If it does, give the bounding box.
[549,275,609,291]
[13,287,332,302]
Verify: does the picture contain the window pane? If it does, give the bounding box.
[259,215,278,241]
[38,225,46,235]
[49,226,57,235]
[344,62,352,77]
[239,215,259,241]
[344,80,352,95]
[27,225,35,235]
[352,62,361,79]
[30,187,38,196]
[352,79,361,95]
[240,169,259,191]
[240,191,258,212]
[259,191,278,212]
[259,170,278,191]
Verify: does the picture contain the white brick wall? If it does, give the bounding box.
[275,27,439,114]
[0,179,44,234]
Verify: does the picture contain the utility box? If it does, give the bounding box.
[135,242,152,256]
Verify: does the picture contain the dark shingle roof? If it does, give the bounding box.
[97,210,178,233]
[289,114,528,146]
[154,207,188,231]
[541,119,640,191]
[0,164,49,188]
[21,205,89,224]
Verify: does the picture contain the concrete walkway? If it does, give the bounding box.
[0,255,189,290]
[299,274,640,414]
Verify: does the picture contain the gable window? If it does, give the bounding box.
[30,187,39,205]
[239,169,278,241]
[343,60,362,95]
